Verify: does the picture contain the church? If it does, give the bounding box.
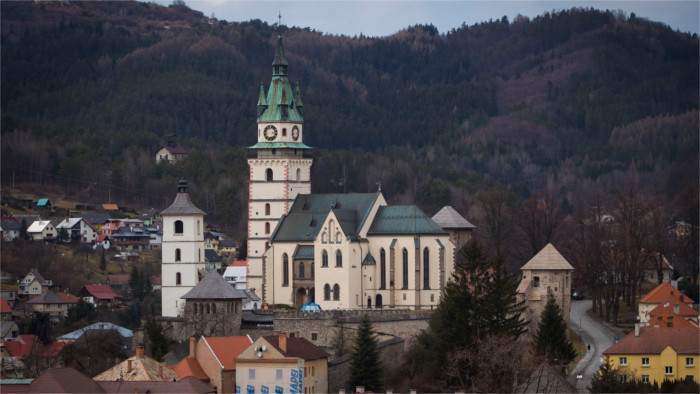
[247,33,472,310]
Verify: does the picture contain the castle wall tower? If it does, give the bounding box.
[247,34,312,299]
[161,179,207,317]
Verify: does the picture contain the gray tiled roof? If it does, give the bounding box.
[204,249,221,263]
[181,271,246,300]
[160,193,205,216]
[431,206,476,229]
[271,193,379,242]
[367,206,447,235]
[75,213,111,225]
[293,245,314,260]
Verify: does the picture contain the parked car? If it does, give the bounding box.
[571,291,585,300]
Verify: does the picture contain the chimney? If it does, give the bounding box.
[135,346,145,359]
[189,337,196,358]
[634,323,639,337]
[278,333,287,353]
[674,303,680,315]
[128,360,133,372]
[680,294,685,302]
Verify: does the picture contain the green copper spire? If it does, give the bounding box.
[295,81,303,116]
[272,34,288,76]
[257,80,268,118]
[257,34,303,123]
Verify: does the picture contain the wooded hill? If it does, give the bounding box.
[2,1,698,244]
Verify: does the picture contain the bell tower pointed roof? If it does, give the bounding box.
[256,33,303,124]
[272,34,288,71]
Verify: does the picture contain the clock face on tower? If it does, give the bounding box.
[263,125,278,141]
[292,126,300,141]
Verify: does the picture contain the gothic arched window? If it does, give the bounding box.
[311,263,315,278]
[265,203,271,216]
[333,284,340,300]
[299,262,305,279]
[324,284,331,300]
[423,247,430,290]
[402,248,409,289]
[265,222,271,234]
[380,248,386,290]
[266,168,273,181]
[335,250,342,267]
[322,250,328,267]
[283,254,289,286]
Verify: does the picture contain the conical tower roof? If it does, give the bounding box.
[181,271,246,300]
[160,179,206,216]
[520,243,574,271]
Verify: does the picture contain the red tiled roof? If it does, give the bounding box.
[264,335,330,361]
[0,298,11,313]
[82,285,118,300]
[97,376,215,393]
[603,327,700,355]
[231,261,247,267]
[96,234,110,242]
[647,310,697,328]
[171,357,210,380]
[647,296,699,320]
[2,335,65,359]
[643,254,673,270]
[639,282,695,304]
[202,336,252,370]
[28,367,104,393]
[1,216,20,225]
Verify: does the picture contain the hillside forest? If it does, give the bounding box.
[1,1,698,294]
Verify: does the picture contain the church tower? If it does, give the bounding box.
[161,179,206,317]
[247,34,312,298]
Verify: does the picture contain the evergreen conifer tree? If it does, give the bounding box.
[19,218,29,240]
[100,249,107,271]
[535,296,577,364]
[347,314,383,392]
[145,319,168,362]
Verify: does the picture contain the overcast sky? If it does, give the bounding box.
[151,0,699,37]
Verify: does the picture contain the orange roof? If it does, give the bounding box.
[102,203,119,211]
[231,261,247,267]
[171,357,209,381]
[0,298,11,313]
[604,327,699,355]
[648,296,699,320]
[647,310,697,328]
[639,282,694,304]
[201,336,252,370]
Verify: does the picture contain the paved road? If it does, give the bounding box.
[568,300,624,392]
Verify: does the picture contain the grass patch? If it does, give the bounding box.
[568,328,586,372]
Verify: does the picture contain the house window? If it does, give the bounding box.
[283,254,289,286]
[533,276,540,287]
[299,262,305,279]
[176,272,181,286]
[311,333,318,341]
[322,250,328,267]
[380,249,386,289]
[265,203,271,216]
[265,222,271,234]
[619,357,627,366]
[333,284,340,300]
[641,357,649,366]
[175,248,181,262]
[249,369,255,379]
[266,168,273,181]
[174,220,183,234]
[642,375,649,384]
[687,357,694,367]
[402,248,408,289]
[665,366,673,375]
[324,284,331,300]
[276,369,283,380]
[335,251,342,267]
[686,375,694,382]
[423,247,430,289]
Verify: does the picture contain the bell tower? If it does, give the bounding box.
[247,33,312,298]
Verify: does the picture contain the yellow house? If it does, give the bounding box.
[603,326,699,384]
[235,333,328,393]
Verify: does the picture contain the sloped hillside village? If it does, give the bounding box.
[2,13,699,393]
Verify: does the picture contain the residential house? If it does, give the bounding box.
[111,226,150,252]
[603,326,699,384]
[643,255,674,283]
[21,367,215,393]
[223,262,248,291]
[218,239,237,255]
[0,334,65,378]
[26,220,57,241]
[95,234,111,250]
[639,282,694,323]
[1,217,21,241]
[19,269,52,296]
[205,249,223,272]
[56,217,99,243]
[1,298,12,321]
[646,297,699,327]
[75,213,111,233]
[93,346,178,381]
[78,285,118,307]
[517,243,575,333]
[235,333,329,394]
[102,204,120,215]
[172,336,252,394]
[1,282,18,306]
[25,292,79,321]
[0,298,18,341]
[145,225,163,250]
[156,135,190,163]
[36,198,52,209]
[138,208,161,226]
[204,231,220,251]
